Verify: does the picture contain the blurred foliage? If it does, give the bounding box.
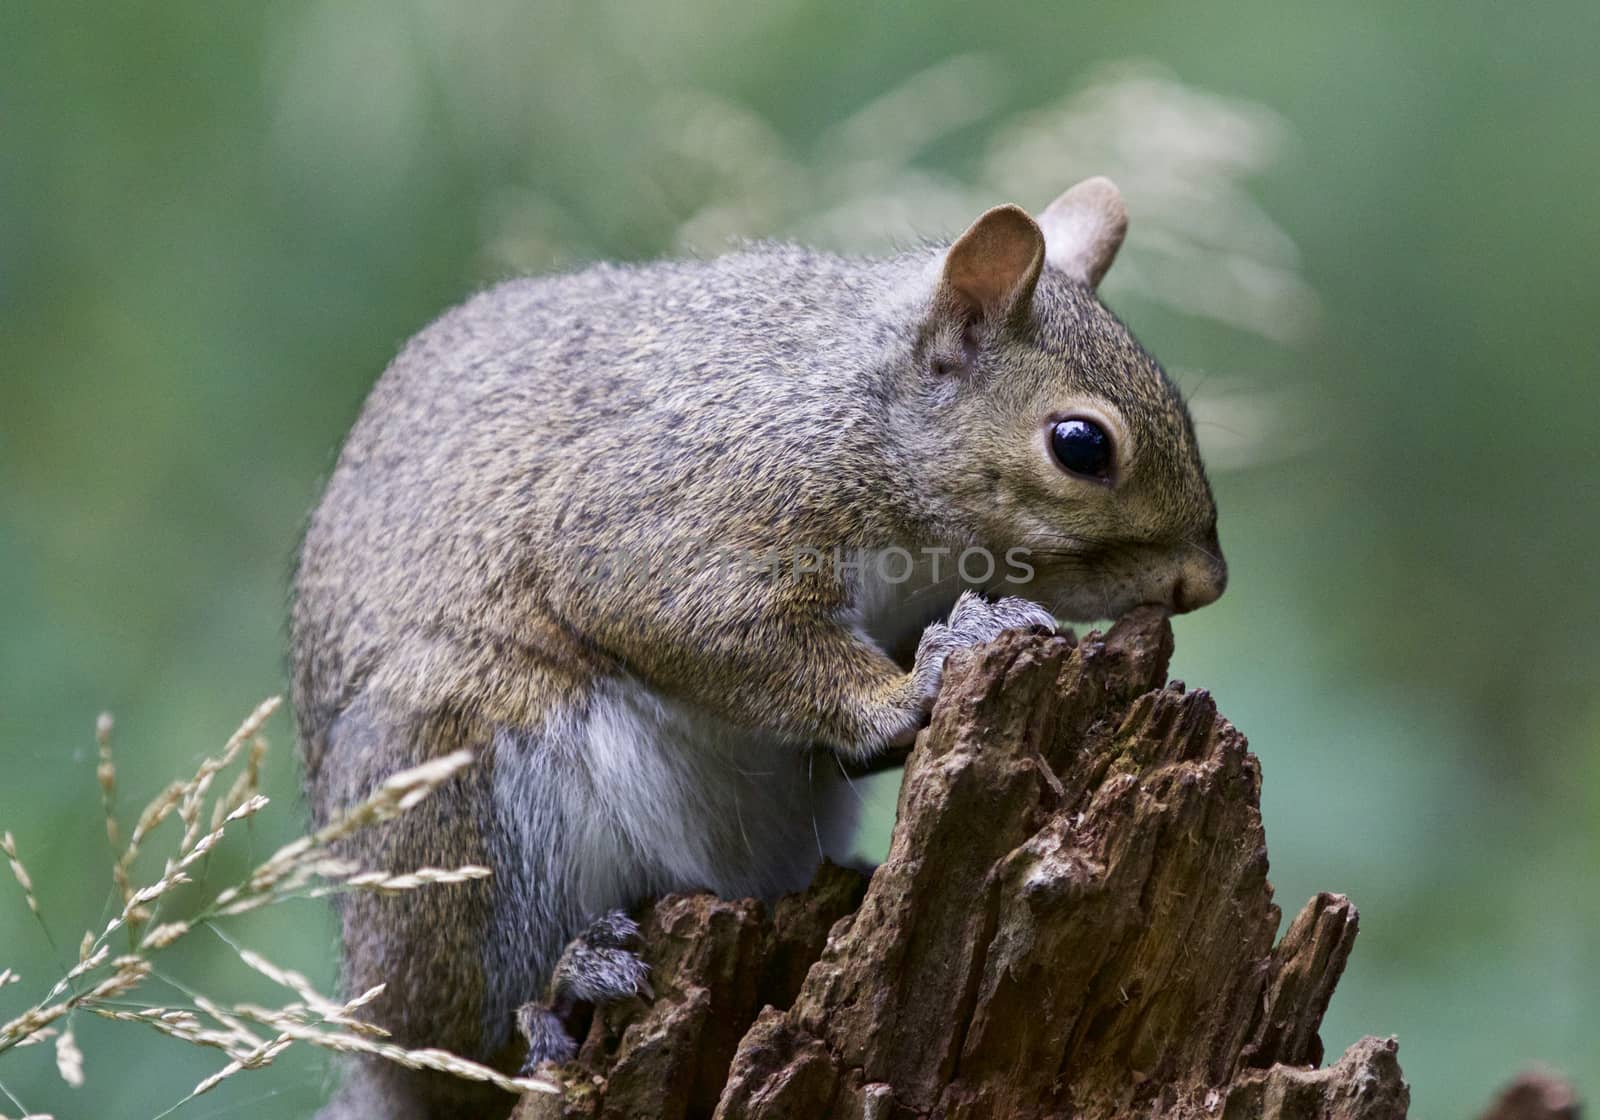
[2,1,1597,1116]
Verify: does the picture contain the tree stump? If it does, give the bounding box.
[513,608,1409,1120]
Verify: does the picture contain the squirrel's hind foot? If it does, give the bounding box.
[516,909,653,1072]
[516,1004,579,1071]
[550,910,653,1003]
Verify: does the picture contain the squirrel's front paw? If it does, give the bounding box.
[911,591,1056,700]
[517,909,652,1072]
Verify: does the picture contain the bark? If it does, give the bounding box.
[512,608,1413,1120]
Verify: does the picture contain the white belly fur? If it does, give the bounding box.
[534,676,860,915]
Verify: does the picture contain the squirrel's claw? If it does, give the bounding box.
[911,592,1058,702]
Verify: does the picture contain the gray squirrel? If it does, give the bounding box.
[291,176,1226,1118]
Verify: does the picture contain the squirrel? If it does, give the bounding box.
[291,176,1226,1119]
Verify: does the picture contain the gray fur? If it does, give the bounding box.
[292,186,1225,1118]
[481,683,851,1058]
[515,1005,576,1070]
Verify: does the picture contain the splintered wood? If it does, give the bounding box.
[514,609,1410,1120]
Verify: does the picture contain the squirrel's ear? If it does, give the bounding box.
[938,204,1046,323]
[1038,177,1128,288]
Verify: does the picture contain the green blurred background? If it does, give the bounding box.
[2,2,1596,1116]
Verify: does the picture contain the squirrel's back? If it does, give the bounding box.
[293,245,922,779]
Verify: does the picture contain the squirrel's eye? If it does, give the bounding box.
[1050,418,1114,480]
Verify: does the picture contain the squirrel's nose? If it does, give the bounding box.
[1169,535,1227,614]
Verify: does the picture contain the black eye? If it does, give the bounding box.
[1050,418,1114,480]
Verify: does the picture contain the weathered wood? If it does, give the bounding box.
[1477,1070,1582,1120]
[513,609,1411,1120]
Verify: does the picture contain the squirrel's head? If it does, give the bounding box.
[905,178,1226,621]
